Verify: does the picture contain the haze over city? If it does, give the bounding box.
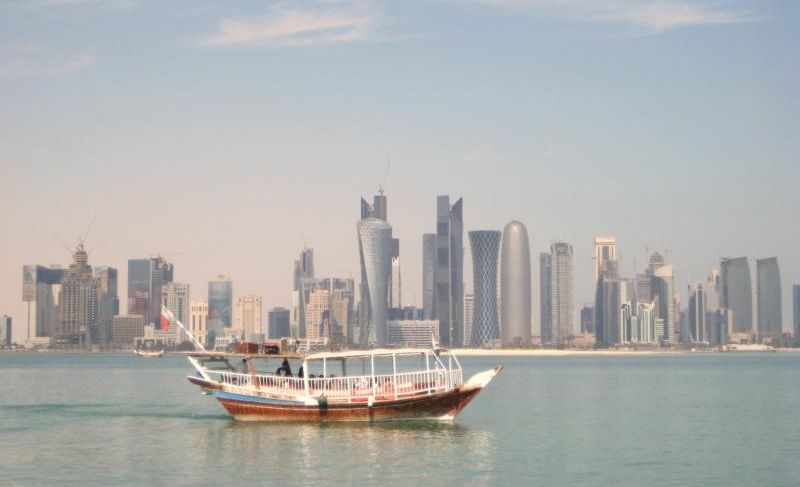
[2,0,798,331]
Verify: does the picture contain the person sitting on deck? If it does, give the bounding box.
[276,359,292,377]
[238,359,248,373]
[298,366,304,378]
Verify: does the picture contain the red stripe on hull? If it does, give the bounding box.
[217,387,483,422]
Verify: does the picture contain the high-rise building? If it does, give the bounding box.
[688,283,707,343]
[189,299,208,346]
[1,315,11,346]
[622,300,656,344]
[422,234,436,320]
[292,247,315,338]
[390,238,402,309]
[55,244,99,348]
[653,265,677,345]
[463,294,474,347]
[580,305,594,334]
[539,252,552,343]
[325,279,355,345]
[267,307,291,339]
[501,220,531,344]
[207,276,232,347]
[469,230,501,347]
[793,285,799,345]
[112,315,145,348]
[20,265,65,346]
[358,218,392,346]
[235,295,262,340]
[756,257,782,342]
[94,266,119,348]
[432,196,464,347]
[127,257,172,328]
[387,320,439,348]
[162,282,190,343]
[550,242,574,345]
[593,236,617,284]
[305,289,330,341]
[720,257,753,337]
[596,278,626,345]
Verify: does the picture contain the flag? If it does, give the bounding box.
[160,313,170,332]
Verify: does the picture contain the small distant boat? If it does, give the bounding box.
[186,347,501,422]
[135,349,165,358]
[721,344,776,352]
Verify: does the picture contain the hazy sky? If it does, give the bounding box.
[1,0,798,332]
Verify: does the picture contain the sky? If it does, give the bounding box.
[1,0,798,333]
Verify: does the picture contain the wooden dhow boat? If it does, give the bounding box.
[186,348,501,422]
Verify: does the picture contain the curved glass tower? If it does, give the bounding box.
[721,257,753,335]
[756,257,782,341]
[358,218,392,347]
[468,230,501,347]
[500,221,531,344]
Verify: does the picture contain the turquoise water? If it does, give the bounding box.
[2,353,799,486]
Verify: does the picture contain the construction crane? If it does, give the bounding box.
[378,158,391,195]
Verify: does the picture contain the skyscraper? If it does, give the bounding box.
[653,265,677,345]
[358,218,392,346]
[207,276,232,347]
[468,230,501,347]
[688,283,707,343]
[550,242,574,345]
[128,257,172,328]
[293,246,316,339]
[756,257,782,342]
[501,220,531,344]
[720,257,753,337]
[56,244,99,347]
[580,305,593,334]
[593,236,617,284]
[390,238,402,309]
[539,252,552,343]
[793,285,800,345]
[422,234,436,320]
[433,196,464,347]
[189,299,208,346]
[463,294,474,347]
[596,277,626,345]
[1,315,12,346]
[94,266,119,348]
[267,307,291,339]
[20,265,65,346]
[235,295,262,340]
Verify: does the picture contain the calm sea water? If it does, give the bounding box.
[2,352,799,486]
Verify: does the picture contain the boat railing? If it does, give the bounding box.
[204,367,464,404]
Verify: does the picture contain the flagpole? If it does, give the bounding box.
[161,305,207,352]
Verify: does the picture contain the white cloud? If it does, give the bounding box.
[201,4,379,47]
[0,54,95,77]
[454,0,761,33]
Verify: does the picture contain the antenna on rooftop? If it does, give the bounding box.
[379,158,391,195]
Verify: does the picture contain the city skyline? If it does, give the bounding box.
[1,1,798,333]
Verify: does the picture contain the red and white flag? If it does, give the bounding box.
[160,313,170,332]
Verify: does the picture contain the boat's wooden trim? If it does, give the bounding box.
[187,375,223,391]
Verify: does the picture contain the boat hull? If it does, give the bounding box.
[215,386,484,422]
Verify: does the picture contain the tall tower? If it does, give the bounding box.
[500,220,531,344]
[235,295,262,340]
[422,234,436,320]
[293,247,316,339]
[56,244,99,348]
[433,196,464,347]
[21,265,66,345]
[720,257,753,337]
[94,266,119,348]
[207,275,233,347]
[793,285,800,346]
[127,256,172,328]
[593,236,617,284]
[468,230,501,347]
[756,257,782,342]
[688,283,707,343]
[357,218,392,346]
[539,252,552,343]
[550,242,574,345]
[653,265,676,344]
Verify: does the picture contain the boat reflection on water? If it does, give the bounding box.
[191,419,496,482]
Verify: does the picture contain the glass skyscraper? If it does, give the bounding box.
[207,276,233,347]
[550,242,574,345]
[268,307,291,339]
[20,265,65,345]
[756,257,782,342]
[653,265,676,345]
[358,218,392,346]
[539,252,552,343]
[793,285,800,345]
[94,266,119,347]
[468,230,501,347]
[422,234,436,320]
[434,196,464,347]
[127,257,172,328]
[721,257,753,336]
